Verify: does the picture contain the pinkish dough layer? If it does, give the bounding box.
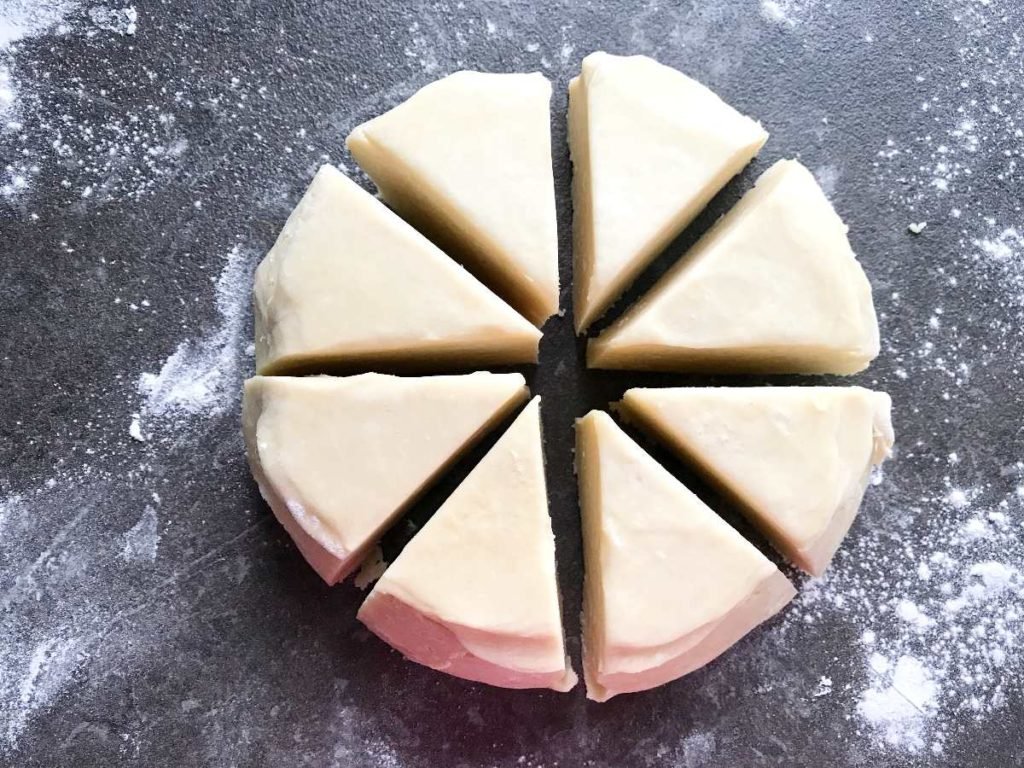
[359,591,576,691]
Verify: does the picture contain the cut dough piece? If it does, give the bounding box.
[253,165,540,375]
[589,160,880,374]
[620,387,894,576]
[347,72,559,326]
[569,51,768,332]
[575,411,794,702]
[359,398,577,691]
[242,372,528,584]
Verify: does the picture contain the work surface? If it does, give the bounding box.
[1,1,1023,766]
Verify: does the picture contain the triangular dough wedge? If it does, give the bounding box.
[347,72,559,325]
[569,51,768,332]
[575,411,795,702]
[589,160,880,373]
[242,372,528,584]
[359,398,577,691]
[253,165,540,375]
[620,387,894,576]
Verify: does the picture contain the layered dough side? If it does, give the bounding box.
[621,386,894,576]
[360,591,577,691]
[576,411,795,702]
[241,373,528,585]
[357,398,577,691]
[585,569,795,701]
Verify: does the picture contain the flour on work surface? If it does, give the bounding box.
[796,1,1024,736]
[760,0,819,27]
[137,245,255,429]
[0,1,78,127]
[120,505,159,562]
[788,477,1024,755]
[0,3,147,198]
[87,5,137,36]
[771,0,1024,756]
[856,655,938,753]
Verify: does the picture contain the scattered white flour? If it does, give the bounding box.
[848,17,1024,755]
[760,0,818,27]
[856,655,939,753]
[678,731,716,767]
[121,505,159,562]
[0,1,157,200]
[793,479,1024,755]
[0,1,76,49]
[813,164,840,198]
[946,487,969,508]
[813,676,833,698]
[975,227,1023,264]
[137,245,255,427]
[972,228,1024,306]
[86,5,136,36]
[0,0,78,126]
[5,636,81,747]
[404,21,439,73]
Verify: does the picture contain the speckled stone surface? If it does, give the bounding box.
[2,1,1023,766]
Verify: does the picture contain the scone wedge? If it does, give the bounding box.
[620,386,894,575]
[360,398,577,691]
[242,373,528,584]
[576,410,794,702]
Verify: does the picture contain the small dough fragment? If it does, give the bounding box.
[242,372,528,584]
[569,51,768,332]
[360,398,577,691]
[253,165,540,375]
[576,411,795,702]
[620,386,894,576]
[589,160,880,374]
[348,72,559,326]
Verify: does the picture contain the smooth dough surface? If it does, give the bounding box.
[569,51,768,332]
[575,410,795,702]
[253,165,540,375]
[242,372,528,584]
[359,398,577,691]
[347,71,559,326]
[589,159,880,374]
[621,386,894,575]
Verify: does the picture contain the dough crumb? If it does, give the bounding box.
[908,221,927,234]
[129,414,146,442]
[354,545,388,590]
[813,676,834,698]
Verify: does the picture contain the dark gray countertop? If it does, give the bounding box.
[2,1,1023,766]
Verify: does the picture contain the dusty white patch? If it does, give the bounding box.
[813,164,840,198]
[87,5,137,36]
[121,505,159,562]
[857,655,939,753]
[760,0,817,27]
[5,637,82,746]
[137,245,254,426]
